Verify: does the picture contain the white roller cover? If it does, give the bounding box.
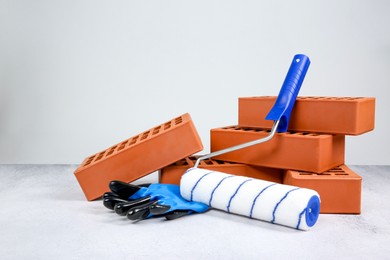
[180,168,320,230]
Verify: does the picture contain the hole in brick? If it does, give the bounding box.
[85,155,95,163]
[241,127,255,132]
[335,173,349,175]
[95,151,105,162]
[84,157,94,166]
[141,131,150,140]
[174,117,183,125]
[129,136,139,145]
[299,172,331,176]
[188,156,198,161]
[299,172,313,175]
[117,141,128,151]
[242,127,270,133]
[106,146,117,156]
[328,167,343,172]
[152,126,161,135]
[328,171,345,174]
[174,158,188,166]
[204,160,214,165]
[254,129,269,133]
[164,122,171,130]
[214,160,226,164]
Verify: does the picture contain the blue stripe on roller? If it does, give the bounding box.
[227,179,253,213]
[208,175,234,206]
[249,183,277,218]
[271,187,300,223]
[297,208,306,229]
[183,167,197,175]
[190,171,213,201]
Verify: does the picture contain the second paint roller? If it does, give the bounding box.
[180,54,321,230]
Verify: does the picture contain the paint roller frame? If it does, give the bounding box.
[182,54,320,230]
[194,54,311,168]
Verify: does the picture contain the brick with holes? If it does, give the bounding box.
[159,156,283,185]
[283,165,362,214]
[74,113,203,201]
[239,96,375,135]
[210,126,345,173]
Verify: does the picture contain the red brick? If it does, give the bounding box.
[74,113,203,200]
[159,156,282,184]
[283,165,362,214]
[211,126,345,173]
[239,96,375,135]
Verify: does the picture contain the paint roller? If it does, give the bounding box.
[180,54,321,230]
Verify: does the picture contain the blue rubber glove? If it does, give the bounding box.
[103,181,209,221]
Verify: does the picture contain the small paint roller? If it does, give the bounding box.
[180,54,321,230]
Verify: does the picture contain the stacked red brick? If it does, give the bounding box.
[160,96,375,214]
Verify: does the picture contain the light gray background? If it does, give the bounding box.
[1,0,389,164]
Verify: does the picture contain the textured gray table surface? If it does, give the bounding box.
[0,165,389,259]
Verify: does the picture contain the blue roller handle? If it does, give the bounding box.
[265,54,310,132]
